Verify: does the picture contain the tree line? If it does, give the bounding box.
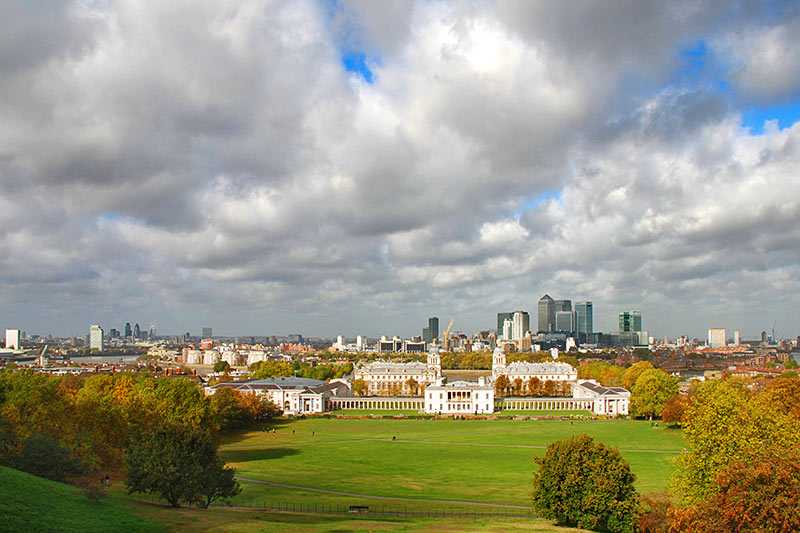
[0,369,278,508]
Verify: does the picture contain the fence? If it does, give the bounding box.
[257,500,535,519]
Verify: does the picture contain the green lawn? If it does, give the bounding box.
[329,409,421,416]
[495,410,593,417]
[0,466,160,533]
[221,418,684,509]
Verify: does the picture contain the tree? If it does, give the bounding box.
[249,360,293,379]
[533,435,639,533]
[622,361,654,390]
[660,394,688,427]
[126,425,240,508]
[630,369,678,419]
[209,388,251,431]
[213,360,230,373]
[494,375,510,397]
[352,379,368,397]
[755,377,800,420]
[405,378,419,396]
[578,361,625,386]
[512,378,523,396]
[673,380,800,504]
[11,433,85,482]
[542,380,556,397]
[527,377,541,397]
[670,448,800,532]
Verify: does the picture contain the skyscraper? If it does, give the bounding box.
[555,310,575,333]
[502,318,513,341]
[89,324,104,351]
[554,299,572,313]
[537,295,555,333]
[575,301,593,338]
[133,323,141,339]
[423,317,439,343]
[202,327,213,339]
[618,311,642,332]
[124,322,132,338]
[4,329,20,350]
[733,330,741,345]
[497,312,514,336]
[512,311,530,340]
[708,328,726,348]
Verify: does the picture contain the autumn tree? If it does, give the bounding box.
[660,394,688,427]
[405,378,419,396]
[527,377,541,397]
[630,369,678,419]
[533,435,639,533]
[213,360,230,373]
[578,361,625,386]
[673,379,800,504]
[670,448,800,532]
[494,375,510,397]
[512,378,523,396]
[622,361,654,390]
[754,376,800,420]
[352,379,368,397]
[543,380,556,397]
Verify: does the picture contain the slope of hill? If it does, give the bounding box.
[0,466,160,533]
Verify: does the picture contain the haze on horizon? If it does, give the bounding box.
[2,1,800,339]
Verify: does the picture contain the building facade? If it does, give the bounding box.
[575,301,593,339]
[555,310,575,334]
[207,377,350,415]
[424,379,494,414]
[497,312,513,336]
[354,348,442,395]
[4,329,20,350]
[618,311,642,332]
[572,380,630,416]
[537,295,555,333]
[491,347,578,383]
[89,324,104,351]
[708,328,727,348]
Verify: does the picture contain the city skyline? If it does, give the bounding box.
[1,2,800,339]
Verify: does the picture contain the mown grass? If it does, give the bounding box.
[0,466,160,533]
[222,417,684,507]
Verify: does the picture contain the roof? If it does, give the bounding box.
[505,361,576,374]
[577,380,630,397]
[426,380,492,391]
[356,360,432,375]
[213,376,325,391]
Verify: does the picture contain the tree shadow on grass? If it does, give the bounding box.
[219,418,302,446]
[222,447,300,464]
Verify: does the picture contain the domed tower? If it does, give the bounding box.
[427,345,442,379]
[492,346,507,378]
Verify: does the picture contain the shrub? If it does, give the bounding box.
[532,434,638,532]
[11,433,86,482]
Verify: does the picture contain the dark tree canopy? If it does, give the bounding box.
[532,434,638,533]
[126,425,240,508]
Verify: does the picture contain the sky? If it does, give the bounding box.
[2,1,800,339]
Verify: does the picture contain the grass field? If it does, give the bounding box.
[494,410,593,417]
[0,466,160,533]
[329,409,421,416]
[221,418,684,511]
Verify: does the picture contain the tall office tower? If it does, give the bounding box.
[708,328,726,348]
[124,322,132,338]
[4,329,20,350]
[423,317,439,343]
[148,325,156,340]
[537,295,555,333]
[89,324,104,351]
[511,310,530,340]
[133,323,141,339]
[618,311,642,332]
[202,327,213,339]
[555,310,575,333]
[575,301,593,338]
[733,330,741,346]
[356,335,364,350]
[554,299,572,313]
[761,331,768,343]
[497,312,513,336]
[502,318,513,341]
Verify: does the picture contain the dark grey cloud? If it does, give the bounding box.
[1,0,799,339]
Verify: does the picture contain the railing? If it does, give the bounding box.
[254,500,535,519]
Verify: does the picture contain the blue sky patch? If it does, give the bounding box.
[741,101,800,134]
[342,51,374,84]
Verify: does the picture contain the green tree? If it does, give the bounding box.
[673,379,800,504]
[352,379,368,397]
[126,425,240,508]
[213,360,230,373]
[533,434,639,533]
[209,388,251,431]
[12,433,86,482]
[630,369,678,419]
[622,361,654,390]
[249,360,293,379]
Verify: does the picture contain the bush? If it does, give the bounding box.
[637,493,671,533]
[532,434,639,532]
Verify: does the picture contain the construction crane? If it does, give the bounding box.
[442,319,454,351]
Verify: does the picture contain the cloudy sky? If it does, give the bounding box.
[2,1,800,339]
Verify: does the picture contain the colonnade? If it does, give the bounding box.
[330,397,424,410]
[501,398,594,411]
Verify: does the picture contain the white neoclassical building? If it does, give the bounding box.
[424,378,495,414]
[354,348,442,395]
[491,347,578,384]
[206,377,350,415]
[572,379,630,416]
